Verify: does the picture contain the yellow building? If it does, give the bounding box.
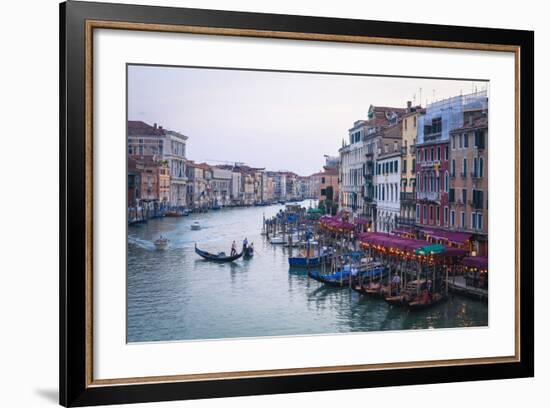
[398,103,424,228]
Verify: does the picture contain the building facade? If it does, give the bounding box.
[448,103,489,255]
[398,103,424,230]
[128,121,188,208]
[374,151,401,233]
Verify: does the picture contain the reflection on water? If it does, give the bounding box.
[127,201,488,342]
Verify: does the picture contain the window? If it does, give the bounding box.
[429,206,434,222]
[449,188,455,203]
[462,158,467,176]
[395,160,398,173]
[459,134,463,148]
[479,157,484,178]
[403,159,407,173]
[461,212,465,228]
[436,206,440,224]
[472,213,477,229]
[437,147,441,161]
[444,171,449,192]
[321,177,325,183]
[475,130,485,148]
[452,135,456,149]
[444,207,449,224]
[463,133,469,148]
[445,146,449,160]
[430,148,434,161]
[416,204,420,221]
[451,159,456,177]
[394,141,398,152]
[473,157,478,177]
[413,116,417,127]
[423,205,427,221]
[451,210,456,227]
[462,188,467,204]
[478,213,483,230]
[404,119,408,130]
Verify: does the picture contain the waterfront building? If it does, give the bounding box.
[128,121,188,208]
[339,120,366,215]
[268,172,287,201]
[319,166,339,203]
[415,92,487,230]
[397,103,424,231]
[211,167,232,206]
[230,171,243,205]
[361,105,407,228]
[374,150,401,233]
[448,98,489,255]
[186,161,213,209]
[128,155,170,205]
[164,130,189,208]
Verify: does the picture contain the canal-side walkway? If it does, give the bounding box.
[446,276,488,301]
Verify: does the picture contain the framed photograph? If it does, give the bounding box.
[60,1,534,406]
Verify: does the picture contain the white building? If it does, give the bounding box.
[374,151,401,233]
[211,167,232,206]
[164,130,188,207]
[339,120,366,215]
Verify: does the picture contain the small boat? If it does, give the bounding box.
[244,245,254,259]
[153,237,169,250]
[288,241,330,268]
[269,235,287,245]
[194,244,243,262]
[212,204,221,210]
[190,221,201,230]
[308,268,354,287]
[408,292,446,311]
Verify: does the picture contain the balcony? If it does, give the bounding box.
[420,160,441,169]
[417,191,440,202]
[471,172,483,180]
[400,192,415,201]
[424,132,442,142]
[396,216,416,226]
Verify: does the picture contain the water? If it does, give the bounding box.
[127,200,488,343]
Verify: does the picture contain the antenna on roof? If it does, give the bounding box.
[419,88,422,106]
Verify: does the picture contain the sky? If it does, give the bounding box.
[128,65,487,176]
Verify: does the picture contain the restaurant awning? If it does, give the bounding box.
[421,228,472,245]
[462,256,488,270]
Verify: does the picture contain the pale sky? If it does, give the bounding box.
[128,65,487,176]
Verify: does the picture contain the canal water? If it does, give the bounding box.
[127,200,488,343]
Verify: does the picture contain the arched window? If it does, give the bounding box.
[473,157,478,177]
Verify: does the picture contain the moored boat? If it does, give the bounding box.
[269,235,287,245]
[191,221,201,230]
[408,292,446,311]
[194,244,243,262]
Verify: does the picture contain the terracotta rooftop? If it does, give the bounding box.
[128,120,167,136]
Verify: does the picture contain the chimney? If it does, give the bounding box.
[159,125,163,130]
[407,100,412,110]
[153,123,157,129]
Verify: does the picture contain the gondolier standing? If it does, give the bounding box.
[230,241,237,256]
[243,237,248,250]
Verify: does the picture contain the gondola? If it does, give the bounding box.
[408,293,446,311]
[243,245,254,259]
[194,244,243,262]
